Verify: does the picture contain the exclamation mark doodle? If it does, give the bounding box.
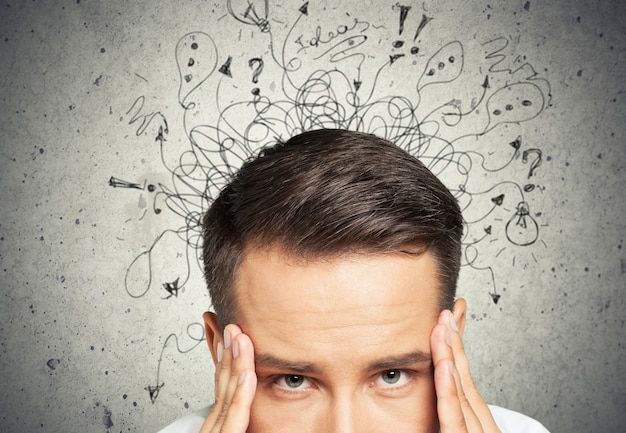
[399,5,411,35]
[391,5,411,64]
[413,14,433,42]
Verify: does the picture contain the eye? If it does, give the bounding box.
[376,369,411,387]
[381,370,401,384]
[274,374,312,390]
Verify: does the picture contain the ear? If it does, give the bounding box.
[452,298,467,338]
[203,311,223,365]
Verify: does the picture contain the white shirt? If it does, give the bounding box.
[157,405,550,432]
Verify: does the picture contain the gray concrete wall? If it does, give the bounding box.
[0,1,624,432]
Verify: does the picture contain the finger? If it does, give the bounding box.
[204,324,240,428]
[202,325,256,433]
[215,325,242,405]
[223,331,255,408]
[431,311,482,432]
[446,312,500,432]
[216,368,257,433]
[200,368,257,433]
[430,310,452,369]
[434,358,469,433]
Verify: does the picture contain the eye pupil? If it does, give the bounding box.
[382,370,401,384]
[285,375,304,388]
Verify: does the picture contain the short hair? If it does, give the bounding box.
[202,129,463,328]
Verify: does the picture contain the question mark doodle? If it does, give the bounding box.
[248,57,264,83]
[248,57,264,95]
[522,148,542,178]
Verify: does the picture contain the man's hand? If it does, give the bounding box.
[431,310,501,433]
[200,324,257,433]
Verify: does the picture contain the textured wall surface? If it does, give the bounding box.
[0,1,624,432]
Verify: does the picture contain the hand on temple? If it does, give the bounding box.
[200,324,257,433]
[431,309,501,433]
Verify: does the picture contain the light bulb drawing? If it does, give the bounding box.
[506,201,539,246]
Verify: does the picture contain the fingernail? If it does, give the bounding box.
[217,342,223,363]
[449,312,459,332]
[224,328,231,349]
[232,339,240,359]
[446,329,452,347]
[238,369,246,386]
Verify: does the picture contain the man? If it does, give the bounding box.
[158,129,549,432]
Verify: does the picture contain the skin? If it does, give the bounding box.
[200,247,501,433]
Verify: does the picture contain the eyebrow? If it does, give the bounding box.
[254,350,432,375]
[255,352,319,374]
[366,350,432,371]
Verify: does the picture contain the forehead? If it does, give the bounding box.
[233,248,441,367]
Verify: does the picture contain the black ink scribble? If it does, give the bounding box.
[145,323,204,403]
[126,96,168,137]
[491,194,505,206]
[414,14,433,42]
[299,2,308,16]
[176,32,218,108]
[119,3,552,401]
[522,148,542,178]
[490,293,502,304]
[162,277,181,300]
[155,125,167,146]
[419,41,463,89]
[397,5,411,36]
[510,135,522,150]
[108,177,145,190]
[144,383,164,404]
[218,55,233,77]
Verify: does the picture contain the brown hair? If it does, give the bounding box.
[202,129,463,328]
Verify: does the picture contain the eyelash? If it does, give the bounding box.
[270,369,418,395]
[372,369,416,391]
[271,374,315,394]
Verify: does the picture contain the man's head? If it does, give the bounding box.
[201,129,466,433]
[202,129,463,329]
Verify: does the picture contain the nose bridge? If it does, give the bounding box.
[326,389,363,433]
